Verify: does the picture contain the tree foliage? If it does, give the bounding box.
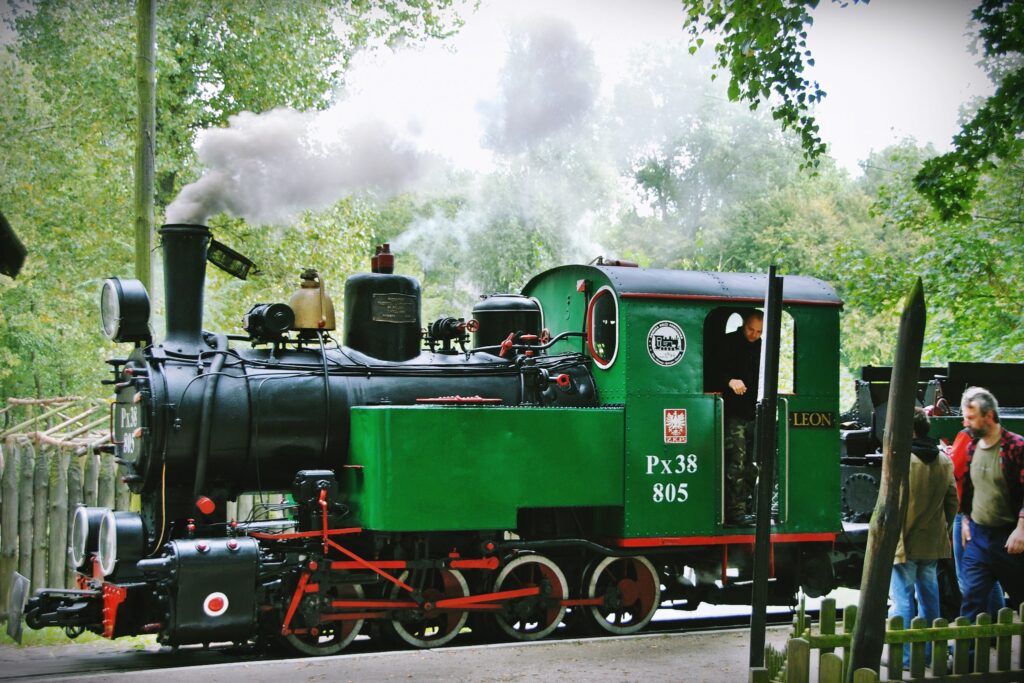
[683,0,1024,220]
[913,0,1024,220]
[0,0,464,400]
[681,0,842,167]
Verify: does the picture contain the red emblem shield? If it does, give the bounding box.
[664,409,687,444]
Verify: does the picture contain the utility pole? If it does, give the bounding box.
[134,0,156,293]
[749,266,783,667]
[846,279,926,680]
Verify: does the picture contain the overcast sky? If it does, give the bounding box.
[805,0,992,172]
[2,0,993,179]
[471,0,991,174]
[364,0,993,176]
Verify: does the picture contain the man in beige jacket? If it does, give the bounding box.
[889,407,958,666]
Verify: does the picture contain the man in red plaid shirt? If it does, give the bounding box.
[958,386,1024,620]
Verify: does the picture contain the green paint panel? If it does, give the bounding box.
[524,266,626,402]
[347,406,624,531]
[779,307,842,532]
[779,395,840,531]
[624,395,720,537]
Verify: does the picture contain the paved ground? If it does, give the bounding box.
[0,626,793,682]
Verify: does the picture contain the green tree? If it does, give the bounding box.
[869,141,1024,362]
[682,0,1024,219]
[604,46,804,269]
[0,0,464,399]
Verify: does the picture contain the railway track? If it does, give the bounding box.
[0,608,810,681]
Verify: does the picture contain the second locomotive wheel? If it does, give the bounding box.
[492,554,568,641]
[583,555,661,635]
[386,569,470,648]
[281,583,365,656]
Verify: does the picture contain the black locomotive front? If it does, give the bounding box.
[21,223,597,648]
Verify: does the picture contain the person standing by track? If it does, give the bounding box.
[889,407,958,666]
[948,427,1006,615]
[958,387,1024,621]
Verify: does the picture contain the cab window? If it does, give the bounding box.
[703,307,793,394]
[587,286,618,369]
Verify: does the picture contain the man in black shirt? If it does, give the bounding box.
[719,310,763,526]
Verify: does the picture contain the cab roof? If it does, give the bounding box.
[525,265,842,308]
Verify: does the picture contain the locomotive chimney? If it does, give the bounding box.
[158,223,211,354]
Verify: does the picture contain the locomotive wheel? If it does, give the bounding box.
[387,569,470,648]
[583,555,661,635]
[281,583,365,656]
[492,553,567,641]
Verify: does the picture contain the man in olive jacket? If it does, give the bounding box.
[889,407,958,666]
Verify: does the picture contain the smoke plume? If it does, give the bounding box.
[165,109,435,225]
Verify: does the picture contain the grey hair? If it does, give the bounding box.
[961,386,1000,422]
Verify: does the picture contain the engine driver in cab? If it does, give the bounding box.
[720,310,763,526]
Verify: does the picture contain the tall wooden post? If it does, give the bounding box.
[134,0,156,292]
[0,438,21,619]
[847,279,926,679]
[750,266,783,666]
[31,444,50,592]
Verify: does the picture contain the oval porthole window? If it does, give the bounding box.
[586,286,619,369]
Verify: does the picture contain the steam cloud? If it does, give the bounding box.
[480,15,599,153]
[165,1,710,301]
[165,109,435,225]
[166,13,601,228]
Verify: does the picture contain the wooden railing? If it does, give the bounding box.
[0,397,127,619]
[0,397,273,622]
[751,597,1024,682]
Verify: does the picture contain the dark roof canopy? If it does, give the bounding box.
[526,265,842,308]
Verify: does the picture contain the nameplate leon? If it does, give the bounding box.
[789,411,835,428]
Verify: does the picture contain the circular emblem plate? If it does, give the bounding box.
[203,591,229,617]
[647,321,685,367]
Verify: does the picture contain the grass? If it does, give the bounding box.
[0,625,156,649]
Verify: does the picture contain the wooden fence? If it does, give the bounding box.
[0,397,268,623]
[751,597,1024,683]
[0,397,127,620]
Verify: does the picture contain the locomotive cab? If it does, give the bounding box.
[525,264,845,597]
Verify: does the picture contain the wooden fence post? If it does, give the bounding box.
[885,615,903,679]
[66,454,82,587]
[820,652,843,683]
[850,669,877,683]
[786,637,810,683]
[842,604,857,683]
[1019,603,1024,671]
[820,598,836,654]
[909,615,927,677]
[84,450,98,506]
[237,494,253,523]
[17,439,34,581]
[97,447,114,509]
[31,443,50,592]
[996,606,1013,671]
[952,615,971,674]
[748,667,770,683]
[931,617,949,675]
[0,437,20,620]
[975,611,992,674]
[847,280,925,681]
[115,469,130,511]
[49,448,70,588]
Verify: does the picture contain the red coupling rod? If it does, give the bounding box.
[325,537,414,593]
